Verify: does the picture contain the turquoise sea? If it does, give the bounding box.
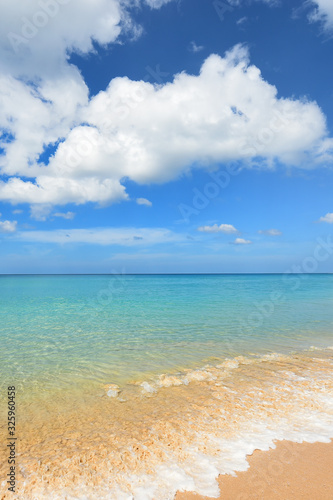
[1,274,333,393]
[0,274,333,499]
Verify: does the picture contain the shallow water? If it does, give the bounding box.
[0,275,333,498]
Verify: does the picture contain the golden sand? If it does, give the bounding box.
[176,439,333,500]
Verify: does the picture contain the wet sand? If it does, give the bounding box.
[176,439,333,500]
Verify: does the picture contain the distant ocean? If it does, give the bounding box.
[1,274,333,499]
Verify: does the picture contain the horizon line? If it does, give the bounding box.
[0,273,333,276]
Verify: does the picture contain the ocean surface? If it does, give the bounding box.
[0,274,333,499]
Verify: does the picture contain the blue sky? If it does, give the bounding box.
[0,0,333,273]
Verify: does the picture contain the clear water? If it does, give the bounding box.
[0,275,333,499]
[1,274,332,394]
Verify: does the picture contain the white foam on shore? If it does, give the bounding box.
[101,349,333,499]
[140,381,157,394]
[109,393,333,499]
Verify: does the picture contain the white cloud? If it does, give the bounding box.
[0,19,332,212]
[189,41,204,53]
[136,198,152,207]
[0,0,128,205]
[318,212,333,223]
[1,0,172,80]
[258,228,282,236]
[0,71,88,178]
[198,223,238,234]
[12,209,23,214]
[309,1,333,32]
[54,211,76,220]
[237,16,248,25]
[0,1,164,79]
[15,227,183,246]
[233,237,252,245]
[0,220,17,233]
[0,1,125,180]
[0,176,128,207]
[29,204,53,221]
[0,0,173,210]
[144,0,174,8]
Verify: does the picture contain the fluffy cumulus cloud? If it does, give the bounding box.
[198,223,238,234]
[309,1,333,31]
[319,212,333,223]
[0,0,173,211]
[0,0,332,215]
[233,237,252,245]
[258,228,282,236]
[0,0,170,76]
[0,176,128,206]
[0,71,88,178]
[0,220,17,233]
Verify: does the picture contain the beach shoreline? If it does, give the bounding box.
[1,348,333,499]
[176,439,333,500]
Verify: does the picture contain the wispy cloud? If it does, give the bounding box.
[258,228,282,236]
[189,41,204,53]
[236,16,248,25]
[14,227,184,246]
[30,204,52,221]
[54,212,76,220]
[198,223,238,234]
[136,198,152,207]
[308,1,333,33]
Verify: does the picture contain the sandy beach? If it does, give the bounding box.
[1,347,333,499]
[176,439,333,500]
